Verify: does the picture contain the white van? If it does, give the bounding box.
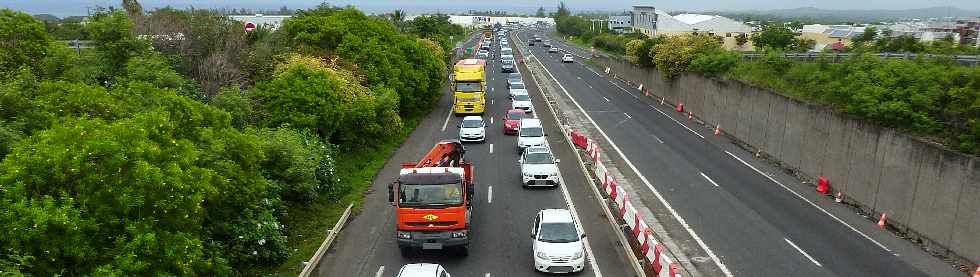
[500,47,513,56]
[517,118,546,152]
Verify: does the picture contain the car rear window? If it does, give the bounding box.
[507,112,523,120]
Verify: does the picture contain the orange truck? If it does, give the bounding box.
[388,140,474,256]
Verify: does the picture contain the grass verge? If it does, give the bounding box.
[262,116,423,276]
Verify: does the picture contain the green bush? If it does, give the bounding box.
[251,127,337,203]
[691,50,741,77]
[651,34,722,78]
[0,9,52,77]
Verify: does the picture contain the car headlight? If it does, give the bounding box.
[572,251,584,259]
[536,252,549,259]
[523,172,533,177]
[451,230,468,238]
[397,231,411,239]
[549,172,558,177]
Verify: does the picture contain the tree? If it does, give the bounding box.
[790,37,816,52]
[751,24,796,50]
[536,7,546,17]
[556,2,571,19]
[0,9,53,77]
[735,33,749,48]
[86,10,146,83]
[852,26,877,45]
[651,33,722,78]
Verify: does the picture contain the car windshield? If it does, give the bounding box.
[521,126,544,137]
[525,152,554,164]
[502,60,514,65]
[508,73,521,80]
[514,94,530,101]
[455,81,482,92]
[538,222,579,243]
[507,112,523,120]
[461,119,483,128]
[511,83,525,89]
[501,49,513,55]
[399,183,464,207]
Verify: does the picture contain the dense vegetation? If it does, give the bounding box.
[617,26,980,155]
[0,1,461,275]
[553,2,642,56]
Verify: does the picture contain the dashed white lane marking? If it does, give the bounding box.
[603,97,610,102]
[785,238,823,267]
[588,84,593,89]
[489,143,494,154]
[725,151,892,252]
[374,266,385,277]
[490,117,494,125]
[525,43,730,276]
[577,76,582,80]
[491,87,495,92]
[491,99,495,105]
[441,108,454,132]
[699,172,720,187]
[487,185,493,204]
[485,273,491,277]
[651,133,664,143]
[624,113,632,119]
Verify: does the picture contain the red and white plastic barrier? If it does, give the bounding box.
[569,128,682,277]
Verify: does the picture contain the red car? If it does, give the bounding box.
[503,109,524,135]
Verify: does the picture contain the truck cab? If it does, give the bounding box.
[389,140,475,257]
[453,59,487,115]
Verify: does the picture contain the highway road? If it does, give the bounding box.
[516,29,964,277]
[315,32,636,277]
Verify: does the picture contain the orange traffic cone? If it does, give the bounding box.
[835,191,844,203]
[676,103,684,112]
[660,97,665,105]
[972,265,979,277]
[714,125,721,135]
[878,213,887,229]
[644,89,650,97]
[688,112,693,120]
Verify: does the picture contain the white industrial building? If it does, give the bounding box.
[653,10,752,34]
[607,15,632,33]
[405,15,554,27]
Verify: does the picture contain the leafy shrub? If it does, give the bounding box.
[0,9,52,77]
[651,33,722,78]
[251,127,337,203]
[691,50,741,77]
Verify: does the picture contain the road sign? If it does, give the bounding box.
[244,22,257,32]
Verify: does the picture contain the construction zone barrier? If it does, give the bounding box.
[571,129,682,277]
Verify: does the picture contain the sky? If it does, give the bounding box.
[3,0,978,17]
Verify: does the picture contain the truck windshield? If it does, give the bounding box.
[455,81,483,92]
[538,222,579,243]
[399,183,464,207]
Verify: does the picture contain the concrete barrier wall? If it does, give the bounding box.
[593,55,980,266]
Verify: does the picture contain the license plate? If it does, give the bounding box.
[535,180,546,186]
[422,243,443,250]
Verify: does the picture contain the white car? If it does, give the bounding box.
[500,54,515,63]
[396,263,452,277]
[519,146,560,187]
[500,47,513,56]
[507,79,525,90]
[549,47,559,53]
[509,88,528,100]
[532,209,586,273]
[517,118,547,152]
[511,91,533,113]
[458,116,486,143]
[561,54,574,63]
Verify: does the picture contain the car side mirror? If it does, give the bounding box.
[387,183,395,203]
[555,159,561,163]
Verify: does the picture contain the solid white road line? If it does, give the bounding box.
[784,238,823,267]
[724,151,892,252]
[525,45,732,276]
[375,266,385,277]
[624,113,632,119]
[699,172,720,187]
[650,106,706,139]
[603,97,610,102]
[441,108,454,132]
[611,81,630,93]
[487,186,493,204]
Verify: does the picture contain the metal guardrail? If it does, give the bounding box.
[741,52,980,66]
[298,203,354,277]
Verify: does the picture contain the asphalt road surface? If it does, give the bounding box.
[516,29,964,277]
[315,32,636,277]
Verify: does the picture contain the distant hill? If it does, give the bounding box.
[708,6,979,23]
[33,13,60,22]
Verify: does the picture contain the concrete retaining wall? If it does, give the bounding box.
[594,54,980,266]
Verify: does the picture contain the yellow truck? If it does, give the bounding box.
[453,59,486,115]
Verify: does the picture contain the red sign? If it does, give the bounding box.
[244,22,256,32]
